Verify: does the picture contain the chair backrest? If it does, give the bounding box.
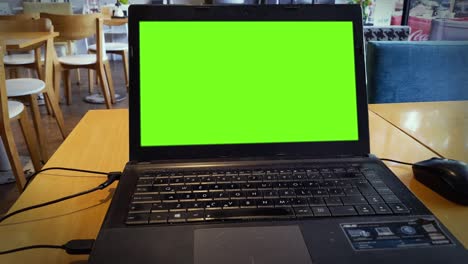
[366,41,468,103]
[0,18,53,33]
[40,13,101,41]
[23,2,73,15]
[40,13,107,61]
[0,13,40,20]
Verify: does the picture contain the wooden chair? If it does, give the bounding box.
[0,14,44,80]
[41,13,116,108]
[0,18,67,162]
[0,43,42,192]
[88,6,129,93]
[23,2,81,84]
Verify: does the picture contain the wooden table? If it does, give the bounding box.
[369,101,468,162]
[0,109,466,263]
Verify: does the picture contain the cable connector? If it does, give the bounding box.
[98,171,122,189]
[63,239,95,255]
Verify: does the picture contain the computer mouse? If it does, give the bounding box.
[412,157,468,205]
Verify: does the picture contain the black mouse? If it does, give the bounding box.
[412,157,468,205]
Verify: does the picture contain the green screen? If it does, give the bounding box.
[139,21,358,147]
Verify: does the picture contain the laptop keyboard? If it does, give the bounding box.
[126,166,410,225]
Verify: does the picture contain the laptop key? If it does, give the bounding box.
[344,187,361,195]
[186,210,204,222]
[247,190,262,199]
[230,191,246,200]
[381,194,401,203]
[185,202,205,211]
[169,203,186,212]
[328,188,345,196]
[388,203,410,214]
[240,199,257,208]
[168,211,187,223]
[258,182,273,190]
[366,195,384,204]
[205,201,222,210]
[257,199,275,208]
[126,213,149,225]
[354,205,375,215]
[274,198,291,207]
[294,207,314,217]
[175,185,192,193]
[212,192,230,200]
[308,197,325,206]
[129,203,152,214]
[324,197,342,206]
[311,189,329,197]
[296,189,313,197]
[221,200,240,209]
[161,194,178,202]
[132,195,157,204]
[204,208,295,221]
[329,206,357,216]
[341,195,368,205]
[179,193,196,202]
[263,190,280,198]
[195,192,212,201]
[279,189,296,198]
[311,206,331,217]
[151,203,171,213]
[291,198,309,207]
[371,204,392,215]
[241,183,257,191]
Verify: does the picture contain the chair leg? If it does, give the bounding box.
[64,70,72,105]
[54,64,62,103]
[76,69,81,85]
[34,47,44,80]
[0,119,26,191]
[88,69,94,94]
[27,94,48,163]
[44,90,67,139]
[18,111,42,172]
[103,61,116,104]
[121,50,129,92]
[97,64,112,109]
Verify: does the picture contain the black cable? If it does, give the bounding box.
[0,244,64,255]
[0,239,95,255]
[380,158,415,166]
[24,167,109,190]
[0,171,121,224]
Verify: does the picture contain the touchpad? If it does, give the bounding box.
[194,225,313,264]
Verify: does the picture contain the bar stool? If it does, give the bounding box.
[0,44,42,192]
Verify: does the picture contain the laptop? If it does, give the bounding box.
[89,5,468,264]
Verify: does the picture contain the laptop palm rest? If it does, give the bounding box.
[194,225,313,264]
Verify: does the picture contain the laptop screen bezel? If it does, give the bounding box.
[128,4,370,161]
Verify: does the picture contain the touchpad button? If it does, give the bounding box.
[194,225,313,264]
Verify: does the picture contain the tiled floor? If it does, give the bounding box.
[0,61,128,215]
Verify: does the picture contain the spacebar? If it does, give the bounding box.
[205,208,295,220]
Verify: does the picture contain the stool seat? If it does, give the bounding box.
[58,54,101,66]
[7,100,25,119]
[4,54,35,65]
[6,78,46,97]
[89,42,128,51]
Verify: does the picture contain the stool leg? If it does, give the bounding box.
[64,70,72,105]
[44,91,67,139]
[88,69,94,94]
[18,111,42,172]
[27,94,48,163]
[103,61,116,104]
[0,119,26,191]
[122,50,129,93]
[97,64,112,109]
